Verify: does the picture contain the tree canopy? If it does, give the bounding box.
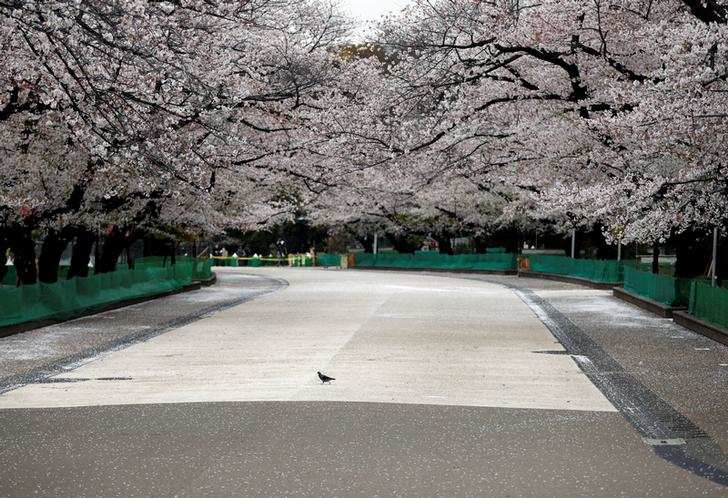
[1,0,726,281]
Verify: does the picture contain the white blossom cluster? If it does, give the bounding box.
[303,0,727,243]
[1,0,726,246]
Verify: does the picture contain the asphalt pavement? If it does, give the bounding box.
[0,267,725,496]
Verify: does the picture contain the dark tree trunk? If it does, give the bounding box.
[473,228,521,254]
[472,235,488,254]
[674,230,712,279]
[585,224,614,259]
[67,230,96,279]
[95,230,126,274]
[651,242,660,274]
[386,232,419,253]
[38,229,73,283]
[170,240,176,265]
[718,239,727,282]
[434,234,453,255]
[9,228,37,285]
[356,234,375,254]
[95,227,138,273]
[0,234,8,283]
[143,235,169,257]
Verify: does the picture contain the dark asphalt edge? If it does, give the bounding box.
[510,286,728,486]
[444,272,728,486]
[0,274,288,395]
[362,268,728,486]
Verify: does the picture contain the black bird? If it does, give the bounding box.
[317,371,335,384]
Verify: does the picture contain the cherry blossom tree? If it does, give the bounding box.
[0,0,351,283]
[313,0,727,261]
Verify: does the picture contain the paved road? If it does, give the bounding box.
[0,268,726,496]
[0,271,284,389]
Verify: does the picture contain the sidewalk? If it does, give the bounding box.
[0,271,285,391]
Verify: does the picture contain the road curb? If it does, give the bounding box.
[612,287,685,318]
[349,266,517,275]
[673,311,728,347]
[517,270,620,290]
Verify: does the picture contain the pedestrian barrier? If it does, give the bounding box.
[210,256,240,267]
[210,256,288,267]
[622,266,692,307]
[315,253,342,267]
[209,254,341,267]
[289,254,313,267]
[689,281,728,330]
[526,254,625,284]
[1,266,17,286]
[0,258,213,328]
[353,251,517,271]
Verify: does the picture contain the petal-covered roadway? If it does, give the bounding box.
[0,268,614,412]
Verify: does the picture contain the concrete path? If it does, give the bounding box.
[0,268,613,411]
[0,271,283,388]
[0,267,726,496]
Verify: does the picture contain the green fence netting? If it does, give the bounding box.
[689,281,728,330]
[315,253,341,267]
[210,256,239,267]
[0,258,213,328]
[1,266,17,286]
[290,255,313,267]
[1,265,73,286]
[623,266,692,306]
[211,254,339,267]
[135,256,213,281]
[354,251,516,271]
[526,254,626,283]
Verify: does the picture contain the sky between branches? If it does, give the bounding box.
[341,0,411,35]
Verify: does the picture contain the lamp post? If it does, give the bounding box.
[712,227,719,287]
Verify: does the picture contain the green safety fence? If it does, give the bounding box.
[526,254,626,283]
[290,255,313,267]
[211,255,328,267]
[0,256,212,287]
[1,264,94,286]
[135,256,213,281]
[316,253,341,267]
[486,247,507,253]
[211,256,293,267]
[1,266,17,286]
[191,258,214,280]
[354,251,516,271]
[210,256,239,267]
[623,266,692,307]
[0,260,206,328]
[689,281,728,329]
